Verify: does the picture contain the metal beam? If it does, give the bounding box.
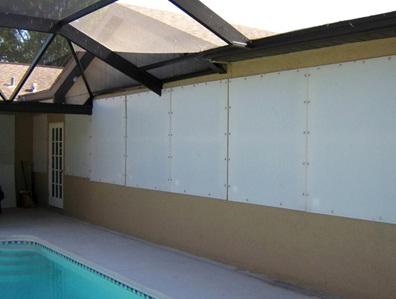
[169,0,250,47]
[140,53,200,71]
[0,91,7,101]
[0,101,92,114]
[53,52,95,103]
[2,6,395,99]
[0,12,57,33]
[0,1,116,32]
[140,51,228,74]
[163,68,217,83]
[9,34,56,101]
[92,68,219,98]
[19,52,95,103]
[0,11,223,89]
[201,60,227,74]
[0,13,163,95]
[141,10,396,68]
[59,25,163,95]
[207,10,396,62]
[67,40,94,104]
[0,12,56,32]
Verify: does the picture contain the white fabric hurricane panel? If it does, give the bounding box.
[0,114,15,207]
[126,91,171,191]
[33,114,48,173]
[66,54,396,225]
[65,115,92,178]
[228,71,307,210]
[91,96,126,185]
[171,81,228,199]
[308,56,396,224]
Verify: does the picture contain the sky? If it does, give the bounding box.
[119,0,396,33]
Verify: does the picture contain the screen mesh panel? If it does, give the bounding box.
[0,28,51,99]
[0,1,102,20]
[71,1,226,57]
[19,35,72,98]
[117,52,182,68]
[84,58,139,93]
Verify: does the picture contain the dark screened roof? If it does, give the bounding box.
[0,1,396,114]
[0,1,100,20]
[0,0,258,99]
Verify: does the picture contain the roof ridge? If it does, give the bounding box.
[114,2,277,38]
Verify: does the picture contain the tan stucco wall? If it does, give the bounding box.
[34,39,396,299]
[47,114,64,124]
[64,176,396,299]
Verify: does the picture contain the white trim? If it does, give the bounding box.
[48,122,64,209]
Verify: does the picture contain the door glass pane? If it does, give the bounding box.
[49,125,63,204]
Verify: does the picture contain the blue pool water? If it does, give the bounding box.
[0,241,153,299]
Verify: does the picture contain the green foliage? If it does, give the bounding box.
[0,29,70,66]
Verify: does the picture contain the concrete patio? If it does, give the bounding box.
[0,208,322,299]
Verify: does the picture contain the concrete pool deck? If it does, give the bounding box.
[0,208,323,299]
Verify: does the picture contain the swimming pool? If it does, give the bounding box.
[0,240,154,299]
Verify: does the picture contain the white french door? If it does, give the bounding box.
[48,122,64,208]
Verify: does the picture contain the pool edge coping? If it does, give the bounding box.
[0,235,172,299]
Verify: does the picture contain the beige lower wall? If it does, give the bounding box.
[64,175,396,299]
[47,114,65,124]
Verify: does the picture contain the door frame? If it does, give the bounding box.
[48,122,64,209]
